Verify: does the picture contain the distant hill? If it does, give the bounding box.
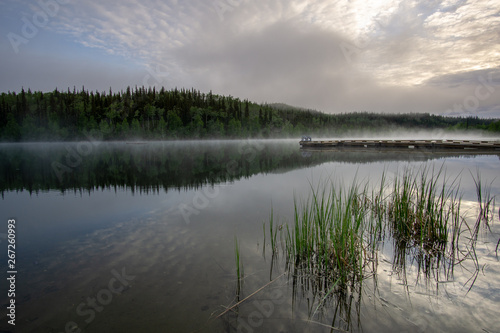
[268,103,309,111]
[1,87,499,141]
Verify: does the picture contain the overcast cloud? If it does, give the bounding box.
[1,0,499,116]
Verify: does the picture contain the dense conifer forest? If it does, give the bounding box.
[1,87,499,141]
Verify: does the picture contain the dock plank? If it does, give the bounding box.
[300,139,500,150]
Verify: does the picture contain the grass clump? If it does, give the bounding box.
[387,166,462,253]
[266,166,466,292]
[257,166,500,330]
[284,179,372,290]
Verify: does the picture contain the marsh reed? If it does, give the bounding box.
[263,166,479,307]
[227,165,496,331]
[234,236,243,300]
[266,167,463,287]
[387,166,462,253]
[471,169,496,239]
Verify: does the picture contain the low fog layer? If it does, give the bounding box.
[313,129,500,141]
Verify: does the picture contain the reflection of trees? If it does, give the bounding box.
[0,142,320,195]
[2,142,494,196]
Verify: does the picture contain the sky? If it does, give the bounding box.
[0,0,499,117]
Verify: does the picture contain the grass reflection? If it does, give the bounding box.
[256,166,496,330]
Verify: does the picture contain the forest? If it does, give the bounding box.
[1,87,499,141]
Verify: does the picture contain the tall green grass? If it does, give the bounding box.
[471,169,496,240]
[259,166,493,325]
[265,167,467,290]
[387,166,462,253]
[234,236,243,300]
[284,179,372,290]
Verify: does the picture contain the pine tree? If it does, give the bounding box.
[244,100,249,122]
[4,113,21,141]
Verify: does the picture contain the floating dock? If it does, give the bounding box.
[300,139,500,151]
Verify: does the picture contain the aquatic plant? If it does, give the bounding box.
[269,208,278,254]
[471,169,496,240]
[258,166,493,328]
[234,236,244,300]
[387,166,462,253]
[283,179,373,294]
[270,168,463,291]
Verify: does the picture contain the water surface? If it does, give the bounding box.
[0,140,499,332]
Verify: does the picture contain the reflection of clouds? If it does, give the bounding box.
[8,148,500,331]
[370,199,500,332]
[21,214,234,331]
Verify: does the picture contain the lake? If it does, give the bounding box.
[0,140,499,332]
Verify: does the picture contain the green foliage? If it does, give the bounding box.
[227,118,241,137]
[234,236,244,300]
[99,120,112,139]
[266,168,465,305]
[117,118,130,138]
[388,166,461,251]
[207,119,225,137]
[286,180,369,287]
[167,108,183,132]
[488,120,500,132]
[3,113,21,141]
[130,118,142,137]
[20,115,39,141]
[0,88,498,141]
[157,117,167,138]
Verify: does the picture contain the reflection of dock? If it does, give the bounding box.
[300,139,500,151]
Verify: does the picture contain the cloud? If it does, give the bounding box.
[424,68,500,117]
[0,0,499,116]
[171,19,360,107]
[0,43,145,93]
[51,0,207,61]
[367,0,500,85]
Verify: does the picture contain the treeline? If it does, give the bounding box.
[0,87,499,141]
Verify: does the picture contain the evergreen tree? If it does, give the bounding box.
[3,113,21,141]
[131,118,142,137]
[244,100,249,122]
[0,86,497,141]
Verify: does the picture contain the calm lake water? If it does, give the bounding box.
[0,140,499,332]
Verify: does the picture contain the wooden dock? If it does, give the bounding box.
[299,139,500,151]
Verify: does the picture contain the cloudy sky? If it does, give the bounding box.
[1,0,499,116]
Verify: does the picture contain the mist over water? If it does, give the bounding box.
[311,129,500,141]
[0,139,499,332]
